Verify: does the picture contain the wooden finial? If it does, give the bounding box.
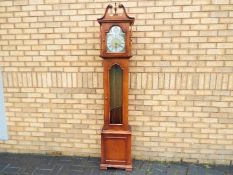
[114,2,117,16]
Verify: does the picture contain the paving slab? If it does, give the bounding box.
[0,153,232,175]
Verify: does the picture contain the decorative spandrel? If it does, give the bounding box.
[109,64,123,124]
[107,26,125,53]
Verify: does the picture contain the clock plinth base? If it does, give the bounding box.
[100,128,132,171]
[100,164,132,172]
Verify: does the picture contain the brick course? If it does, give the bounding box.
[0,0,232,165]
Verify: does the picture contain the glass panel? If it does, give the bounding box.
[109,64,123,124]
[107,26,125,53]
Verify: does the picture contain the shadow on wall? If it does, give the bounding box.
[0,68,8,141]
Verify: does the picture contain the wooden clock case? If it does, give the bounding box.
[97,4,134,171]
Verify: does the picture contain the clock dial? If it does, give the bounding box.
[106,26,125,53]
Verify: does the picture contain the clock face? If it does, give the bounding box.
[106,26,125,53]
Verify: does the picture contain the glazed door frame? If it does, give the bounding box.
[103,59,129,131]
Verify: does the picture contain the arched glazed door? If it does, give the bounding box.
[109,64,123,124]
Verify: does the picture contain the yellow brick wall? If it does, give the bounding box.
[0,0,233,165]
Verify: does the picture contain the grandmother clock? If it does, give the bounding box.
[97,4,134,171]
